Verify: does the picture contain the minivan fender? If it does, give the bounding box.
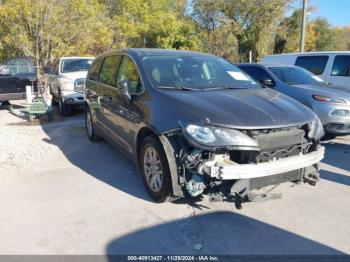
[159,135,184,198]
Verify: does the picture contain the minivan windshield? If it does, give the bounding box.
[61,58,94,73]
[142,55,259,90]
[269,66,326,85]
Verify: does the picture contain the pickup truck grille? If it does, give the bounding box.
[253,128,305,163]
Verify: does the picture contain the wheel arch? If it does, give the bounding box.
[135,127,184,198]
[136,127,158,160]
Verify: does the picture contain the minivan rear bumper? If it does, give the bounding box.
[204,146,325,180]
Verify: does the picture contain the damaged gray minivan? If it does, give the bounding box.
[84,49,325,208]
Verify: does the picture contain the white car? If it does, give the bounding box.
[262,52,350,92]
[45,56,94,116]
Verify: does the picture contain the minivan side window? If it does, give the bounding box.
[295,56,328,75]
[331,55,350,77]
[117,56,142,93]
[88,58,103,81]
[98,55,121,86]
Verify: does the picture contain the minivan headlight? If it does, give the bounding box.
[308,116,325,141]
[181,123,259,149]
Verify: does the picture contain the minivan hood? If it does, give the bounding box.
[60,71,88,81]
[153,88,315,133]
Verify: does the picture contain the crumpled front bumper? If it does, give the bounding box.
[204,146,325,180]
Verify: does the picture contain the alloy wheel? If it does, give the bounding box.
[143,147,163,192]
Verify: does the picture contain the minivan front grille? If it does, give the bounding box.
[253,128,305,163]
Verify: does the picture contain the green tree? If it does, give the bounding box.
[192,0,238,61]
[333,26,350,51]
[223,0,289,61]
[0,0,112,65]
[312,18,337,51]
[274,7,339,53]
[108,0,200,50]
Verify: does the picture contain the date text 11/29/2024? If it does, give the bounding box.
[127,256,219,261]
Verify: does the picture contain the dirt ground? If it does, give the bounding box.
[0,100,349,256]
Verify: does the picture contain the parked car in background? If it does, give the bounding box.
[0,57,37,104]
[45,56,94,116]
[84,48,324,208]
[237,63,350,137]
[262,52,350,91]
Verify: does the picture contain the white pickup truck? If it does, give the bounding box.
[45,56,94,116]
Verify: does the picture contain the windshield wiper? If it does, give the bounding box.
[208,85,249,90]
[157,85,197,91]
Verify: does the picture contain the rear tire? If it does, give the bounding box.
[85,107,102,141]
[139,135,174,203]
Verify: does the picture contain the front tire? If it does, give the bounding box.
[58,92,73,116]
[139,135,174,203]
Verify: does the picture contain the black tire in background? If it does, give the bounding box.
[58,92,73,116]
[321,133,337,141]
[0,101,11,106]
[139,135,175,203]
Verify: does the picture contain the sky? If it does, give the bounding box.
[293,0,350,27]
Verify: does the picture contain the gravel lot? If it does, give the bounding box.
[0,100,349,255]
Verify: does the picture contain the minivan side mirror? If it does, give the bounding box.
[0,67,11,76]
[118,80,132,102]
[259,78,275,88]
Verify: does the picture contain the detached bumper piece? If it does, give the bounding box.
[204,146,325,180]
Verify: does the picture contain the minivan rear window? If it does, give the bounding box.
[295,56,328,75]
[331,55,350,77]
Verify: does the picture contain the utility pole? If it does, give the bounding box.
[300,0,308,53]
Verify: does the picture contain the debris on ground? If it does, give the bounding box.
[193,243,202,251]
[0,104,55,175]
